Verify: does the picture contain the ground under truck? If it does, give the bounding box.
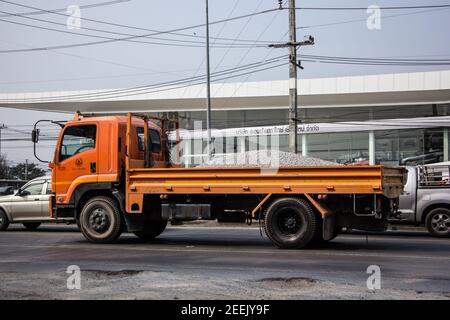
[32,113,406,249]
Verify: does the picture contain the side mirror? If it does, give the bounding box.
[31,129,40,143]
[19,190,31,197]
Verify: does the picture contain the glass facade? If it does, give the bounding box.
[152,103,450,167]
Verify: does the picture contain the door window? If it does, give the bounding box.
[149,129,161,153]
[21,182,44,196]
[60,125,96,161]
[137,127,161,153]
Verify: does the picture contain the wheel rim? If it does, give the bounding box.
[276,208,303,236]
[431,213,450,233]
[87,207,111,234]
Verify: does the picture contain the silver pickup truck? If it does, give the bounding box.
[392,164,450,237]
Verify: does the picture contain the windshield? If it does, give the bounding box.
[59,125,96,161]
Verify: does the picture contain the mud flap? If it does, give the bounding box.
[323,214,336,241]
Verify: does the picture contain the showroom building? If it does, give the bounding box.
[1,69,450,167]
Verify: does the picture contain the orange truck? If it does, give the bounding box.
[32,113,406,249]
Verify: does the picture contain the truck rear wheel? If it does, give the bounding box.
[79,196,124,243]
[133,220,167,241]
[426,208,450,238]
[0,209,9,231]
[264,197,317,249]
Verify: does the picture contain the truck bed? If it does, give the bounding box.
[127,165,405,199]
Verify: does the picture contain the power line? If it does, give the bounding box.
[0,0,276,45]
[0,6,273,48]
[180,0,241,98]
[294,4,450,10]
[298,7,450,30]
[0,55,288,102]
[37,60,288,103]
[192,0,266,99]
[300,54,450,63]
[297,54,450,66]
[2,53,450,103]
[0,67,220,85]
[213,0,286,98]
[0,6,281,53]
[0,62,287,107]
[0,37,192,77]
[207,0,266,98]
[0,12,265,49]
[301,59,450,66]
[227,4,290,97]
[0,0,131,18]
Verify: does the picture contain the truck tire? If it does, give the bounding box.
[426,208,450,238]
[264,197,317,249]
[0,209,9,231]
[79,196,124,243]
[133,220,167,241]
[23,222,41,231]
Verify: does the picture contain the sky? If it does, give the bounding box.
[0,0,450,164]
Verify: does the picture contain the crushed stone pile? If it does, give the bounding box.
[198,150,340,168]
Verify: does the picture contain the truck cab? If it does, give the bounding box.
[49,114,168,219]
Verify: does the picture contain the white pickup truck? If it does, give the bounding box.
[391,164,450,237]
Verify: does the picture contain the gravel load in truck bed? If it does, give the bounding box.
[198,150,341,168]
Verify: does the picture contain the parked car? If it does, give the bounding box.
[399,149,443,165]
[0,186,15,196]
[391,164,450,237]
[0,176,74,231]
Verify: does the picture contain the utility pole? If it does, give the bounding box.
[0,124,6,157]
[288,0,297,153]
[205,0,212,160]
[269,0,314,153]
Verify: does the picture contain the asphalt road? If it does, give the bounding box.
[0,224,449,299]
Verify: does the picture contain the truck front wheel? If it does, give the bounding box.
[426,208,450,238]
[79,196,124,243]
[264,198,317,249]
[133,220,167,241]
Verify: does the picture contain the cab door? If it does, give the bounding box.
[9,180,45,221]
[53,123,98,204]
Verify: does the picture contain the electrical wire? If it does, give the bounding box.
[213,0,287,98]
[0,6,282,53]
[294,4,450,10]
[0,7,273,48]
[297,7,450,30]
[0,13,265,49]
[297,54,450,66]
[0,0,276,45]
[0,0,131,18]
[194,0,266,98]
[34,61,288,102]
[2,53,450,102]
[180,0,241,98]
[0,55,288,102]
[0,37,193,78]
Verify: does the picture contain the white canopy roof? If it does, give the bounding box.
[1,70,450,113]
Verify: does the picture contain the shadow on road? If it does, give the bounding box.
[3,226,79,233]
[92,232,450,254]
